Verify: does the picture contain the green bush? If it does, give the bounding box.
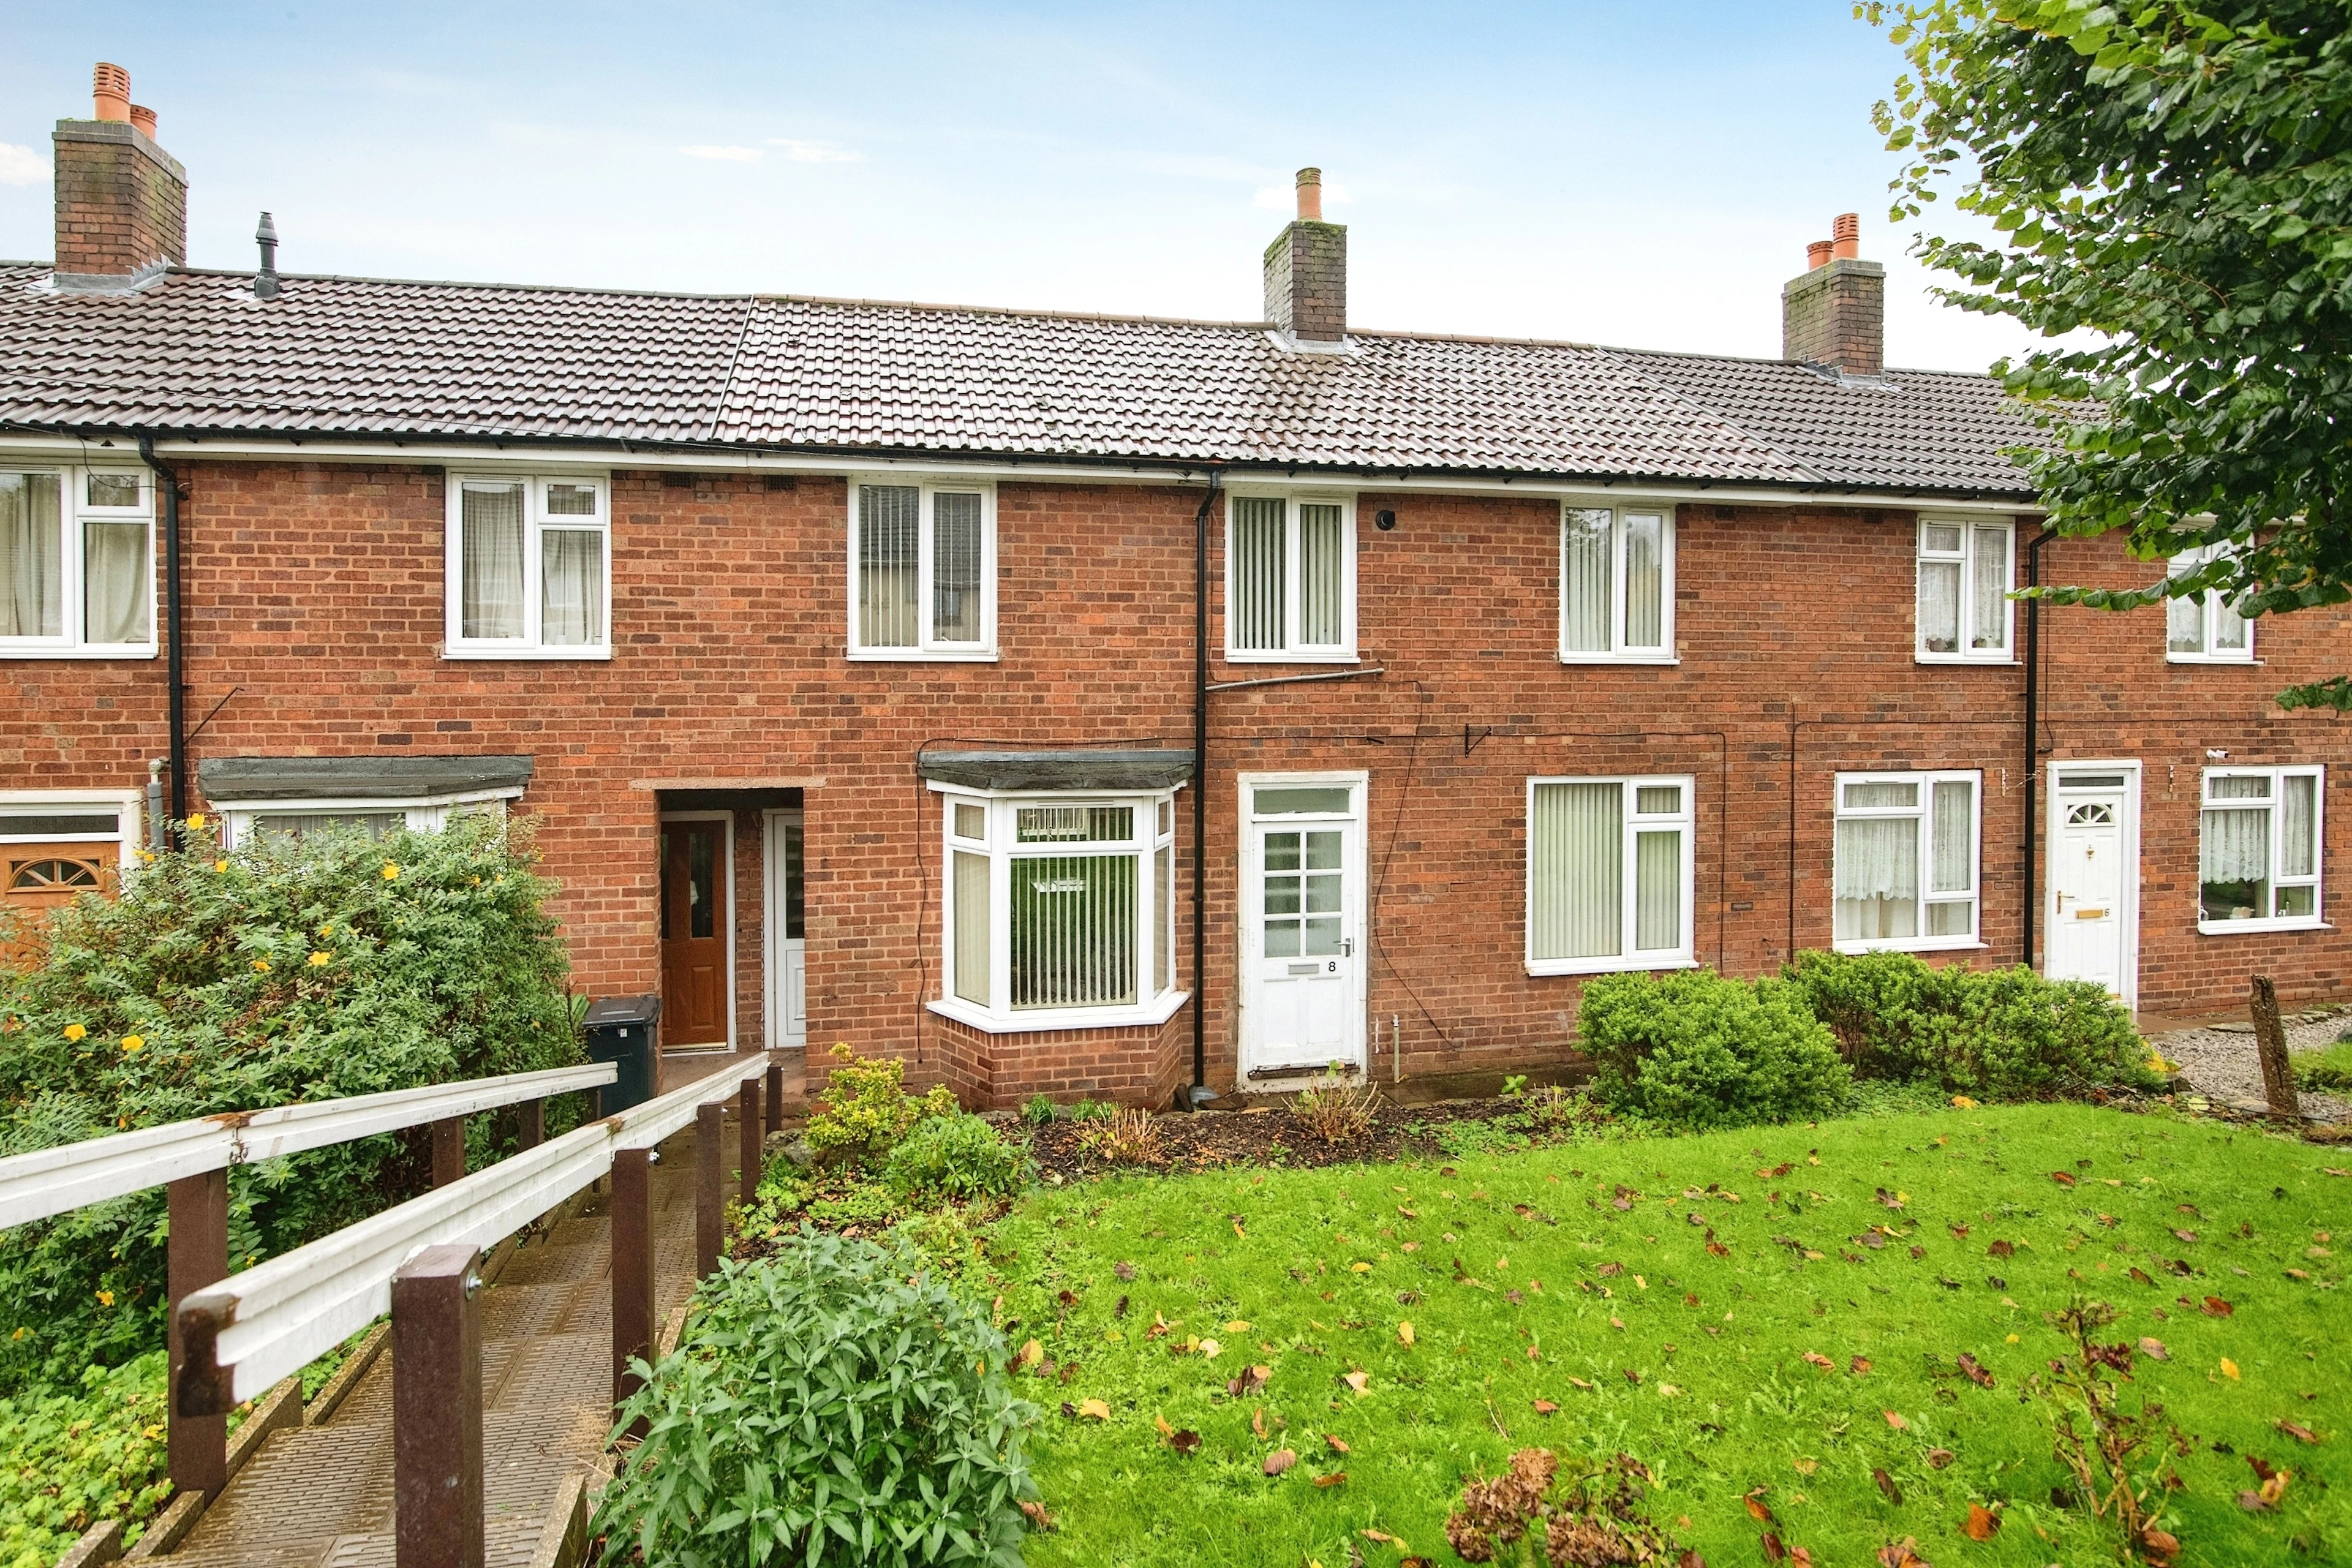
[0,815,577,1394]
[1778,951,2160,1099]
[1578,969,1852,1130]
[2291,1041,2352,1093]
[883,1114,1032,1204]
[804,1044,960,1169]
[594,1230,1039,1567]
[0,1353,172,1568]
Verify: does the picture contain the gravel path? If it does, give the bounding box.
[2149,1006,2351,1121]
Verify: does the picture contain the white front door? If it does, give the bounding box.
[1240,777,1365,1080]
[764,809,807,1050]
[2046,767,2138,1004]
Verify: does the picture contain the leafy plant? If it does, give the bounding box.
[2291,1041,2352,1093]
[1501,1073,1529,1098]
[0,815,576,1394]
[1021,1093,1059,1127]
[1074,1107,1164,1166]
[1579,968,1851,1130]
[1291,1068,1378,1145]
[0,1352,172,1568]
[1443,1448,1692,1566]
[2035,1299,2185,1565]
[594,1231,1039,1567]
[1068,1098,1114,1123]
[804,1043,960,1169]
[883,1113,1033,1204]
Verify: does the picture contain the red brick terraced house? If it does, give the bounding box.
[4,68,2348,1109]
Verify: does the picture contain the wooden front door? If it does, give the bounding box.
[2,842,116,968]
[658,819,729,1049]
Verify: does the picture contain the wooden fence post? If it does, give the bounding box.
[2250,974,2301,1120]
[739,1079,762,1208]
[431,1117,466,1187]
[515,1098,544,1153]
[165,1170,229,1497]
[765,1059,784,1139]
[610,1147,654,1433]
[393,1243,484,1568]
[695,1102,725,1279]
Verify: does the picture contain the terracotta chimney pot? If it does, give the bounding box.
[1295,167,1322,223]
[1831,212,1860,260]
[1807,239,1833,270]
[92,62,131,123]
[129,105,157,139]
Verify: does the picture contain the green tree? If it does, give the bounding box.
[1865,0,2352,707]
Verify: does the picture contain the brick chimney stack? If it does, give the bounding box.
[1264,167,1346,345]
[53,62,187,294]
[1782,212,1884,377]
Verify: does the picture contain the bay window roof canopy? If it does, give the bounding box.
[198,755,535,801]
[917,750,1195,793]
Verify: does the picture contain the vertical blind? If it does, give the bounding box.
[1299,503,1344,646]
[1624,512,1664,649]
[952,850,990,1005]
[540,530,603,646]
[1010,853,1137,1009]
[932,492,982,642]
[1155,845,1174,992]
[1529,782,1621,959]
[859,485,921,647]
[1561,508,1613,654]
[0,473,62,638]
[1969,525,2008,650]
[461,484,526,639]
[1231,497,1286,650]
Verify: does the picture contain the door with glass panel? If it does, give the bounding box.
[1242,782,1363,1079]
[2047,771,2135,1000]
[765,809,807,1050]
[658,817,731,1050]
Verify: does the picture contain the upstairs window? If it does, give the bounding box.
[2200,767,2321,929]
[851,481,995,658]
[1226,492,1355,661]
[1559,504,1673,662]
[2166,546,2253,662]
[445,475,609,658]
[1833,771,1980,951]
[1,468,155,657]
[1916,518,2013,662]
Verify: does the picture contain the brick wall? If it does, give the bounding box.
[1781,260,1884,376]
[1264,221,1348,343]
[7,458,2348,1104]
[51,121,186,282]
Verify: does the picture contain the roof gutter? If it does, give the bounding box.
[135,434,186,825]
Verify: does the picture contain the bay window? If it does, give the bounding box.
[1,467,155,657]
[1559,503,1673,662]
[1226,492,1354,661]
[851,481,995,657]
[1525,775,1694,974]
[1916,519,2013,661]
[934,786,1183,1029]
[445,475,609,657]
[2200,767,2322,929]
[1833,772,1980,950]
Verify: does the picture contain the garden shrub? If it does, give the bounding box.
[0,1352,172,1568]
[2293,1041,2352,1093]
[594,1229,1039,1568]
[804,1043,960,1168]
[1578,968,1851,1129]
[882,1112,1032,1203]
[0,815,577,1395]
[1020,1093,1058,1126]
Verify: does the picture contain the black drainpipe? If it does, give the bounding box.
[137,434,187,826]
[2020,527,2054,972]
[1188,469,1223,1108]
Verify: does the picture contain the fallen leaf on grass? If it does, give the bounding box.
[1232,1219,1246,1238]
[1803,1352,1836,1371]
[1746,1490,1778,1525]
[1017,1339,1043,1368]
[1986,1240,2015,1259]
[1019,1500,1058,1531]
[1760,1531,1787,1562]
[1396,1321,1415,1346]
[1851,1355,1874,1376]
[1251,1407,1268,1439]
[2203,1296,2235,1317]
[2052,1171,2077,1186]
[1877,1538,1931,1568]
[1227,1364,1270,1396]
[1114,1261,1136,1281]
[1169,1428,1201,1453]
[1924,1449,1955,1469]
[1078,1398,1110,1420]
[1263,1448,1297,1476]
[2139,1337,2169,1360]
[1568,1377,1595,1392]
[1957,1353,1996,1389]
[1885,1410,1910,1431]
[1961,1504,2000,1541]
[2129,1267,2156,1285]
[1948,1223,1970,1238]
[2221,1358,2241,1381]
[1341,1370,1369,1394]
[1314,1471,1347,1488]
[1873,1467,1903,1504]
[2277,1419,2321,1445]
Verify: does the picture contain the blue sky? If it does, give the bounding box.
[0,2,2035,371]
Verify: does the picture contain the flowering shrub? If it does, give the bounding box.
[0,815,578,1394]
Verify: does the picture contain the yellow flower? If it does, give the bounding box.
[63,1023,86,1042]
[382,863,401,880]
[186,813,206,829]
[307,951,331,968]
[1951,1095,1979,1109]
[138,849,156,864]
[9,1325,24,1341]
[120,1035,144,1053]
[251,959,271,973]
[317,922,334,937]
[96,1290,115,1307]
[214,859,228,872]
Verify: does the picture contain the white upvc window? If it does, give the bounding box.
[849,480,996,658]
[0,791,141,906]
[1915,518,2014,662]
[2199,766,2323,931]
[1225,491,1355,662]
[930,786,1185,1031]
[0,466,157,658]
[1525,775,1695,975]
[1833,771,1981,952]
[444,475,611,658]
[1558,503,1674,663]
[2166,546,2254,663]
[217,790,518,848]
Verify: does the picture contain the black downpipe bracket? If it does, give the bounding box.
[1189,470,1223,1108]
[137,435,187,827]
[2020,528,2054,973]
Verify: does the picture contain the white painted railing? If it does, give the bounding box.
[0,1062,617,1230]
[176,1055,766,1408]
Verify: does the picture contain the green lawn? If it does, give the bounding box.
[979,1103,2350,1566]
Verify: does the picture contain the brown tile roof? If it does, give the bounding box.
[0,263,2042,497]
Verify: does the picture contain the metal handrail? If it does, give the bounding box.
[176,1055,766,1410]
[0,1061,617,1231]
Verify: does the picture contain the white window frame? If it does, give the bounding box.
[846,478,998,661]
[1223,489,1357,664]
[1915,516,2015,663]
[216,788,519,848]
[1556,502,1676,665]
[1832,770,1982,953]
[2198,765,2324,934]
[2165,546,2255,663]
[927,782,1186,1033]
[442,473,612,660]
[0,789,142,871]
[1523,774,1697,976]
[0,465,159,660]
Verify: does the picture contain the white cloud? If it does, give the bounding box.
[766,138,860,164]
[680,144,764,162]
[0,145,48,187]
